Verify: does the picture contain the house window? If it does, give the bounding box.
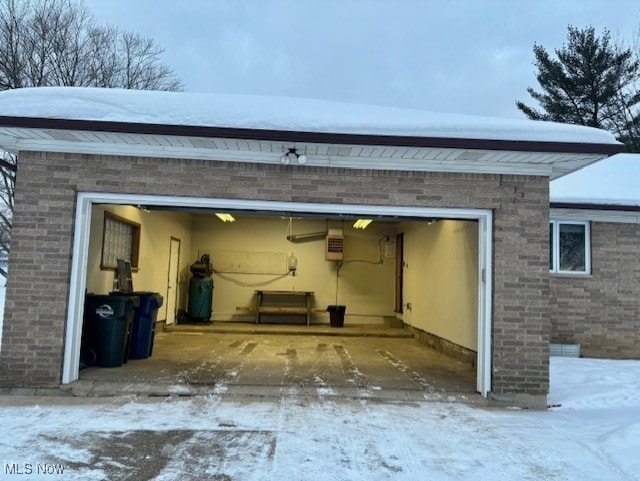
[549,220,590,274]
[101,212,141,270]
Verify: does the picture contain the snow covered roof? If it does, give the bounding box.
[0,87,621,146]
[551,154,640,208]
[0,87,624,179]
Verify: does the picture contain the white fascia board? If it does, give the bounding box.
[551,208,640,224]
[325,153,552,176]
[3,136,554,177]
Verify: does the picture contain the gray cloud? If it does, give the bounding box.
[84,0,640,118]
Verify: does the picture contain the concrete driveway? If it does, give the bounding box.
[74,324,482,404]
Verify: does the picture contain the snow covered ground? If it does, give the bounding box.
[0,356,638,480]
[0,283,637,479]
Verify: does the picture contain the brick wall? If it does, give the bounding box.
[0,151,550,397]
[492,177,550,398]
[550,221,640,358]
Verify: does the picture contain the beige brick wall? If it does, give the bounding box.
[0,151,550,396]
[550,221,640,358]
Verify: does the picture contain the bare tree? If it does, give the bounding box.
[0,152,15,277]
[0,0,183,89]
[0,0,184,275]
[117,31,184,91]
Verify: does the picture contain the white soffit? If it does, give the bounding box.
[0,126,606,179]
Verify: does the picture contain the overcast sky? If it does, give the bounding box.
[83,0,640,119]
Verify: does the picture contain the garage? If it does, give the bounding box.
[70,195,490,398]
[0,87,621,407]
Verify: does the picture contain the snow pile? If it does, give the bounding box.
[551,153,640,206]
[0,86,619,145]
[548,357,640,409]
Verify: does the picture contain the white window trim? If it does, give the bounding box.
[549,220,591,275]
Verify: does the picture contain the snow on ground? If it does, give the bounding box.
[0,86,619,145]
[551,153,640,206]
[0,357,639,480]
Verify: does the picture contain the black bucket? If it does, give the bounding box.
[327,305,346,328]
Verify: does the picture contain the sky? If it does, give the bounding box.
[81,0,640,120]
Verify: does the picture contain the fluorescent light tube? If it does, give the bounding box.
[353,219,372,229]
[215,213,235,222]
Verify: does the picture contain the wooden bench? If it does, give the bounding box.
[254,290,314,326]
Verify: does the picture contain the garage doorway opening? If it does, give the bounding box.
[64,193,492,396]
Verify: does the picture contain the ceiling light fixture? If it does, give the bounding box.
[353,219,373,229]
[215,213,236,223]
[280,148,307,165]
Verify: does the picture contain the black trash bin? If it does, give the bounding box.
[327,305,346,328]
[82,294,139,368]
[127,292,163,360]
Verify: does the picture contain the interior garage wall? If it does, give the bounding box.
[190,215,396,323]
[1,150,550,401]
[85,205,193,322]
[401,220,478,351]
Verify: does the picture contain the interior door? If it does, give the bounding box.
[165,237,180,325]
[395,233,404,313]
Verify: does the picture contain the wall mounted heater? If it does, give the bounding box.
[325,229,344,261]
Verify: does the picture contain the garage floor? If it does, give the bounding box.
[74,324,485,405]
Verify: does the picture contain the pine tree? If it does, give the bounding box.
[516,26,640,151]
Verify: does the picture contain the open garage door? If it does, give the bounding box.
[63,193,492,396]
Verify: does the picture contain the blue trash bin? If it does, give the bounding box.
[127,292,164,360]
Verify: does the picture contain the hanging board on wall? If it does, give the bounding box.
[208,250,288,274]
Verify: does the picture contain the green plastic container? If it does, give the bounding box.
[82,294,138,367]
[188,277,213,321]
